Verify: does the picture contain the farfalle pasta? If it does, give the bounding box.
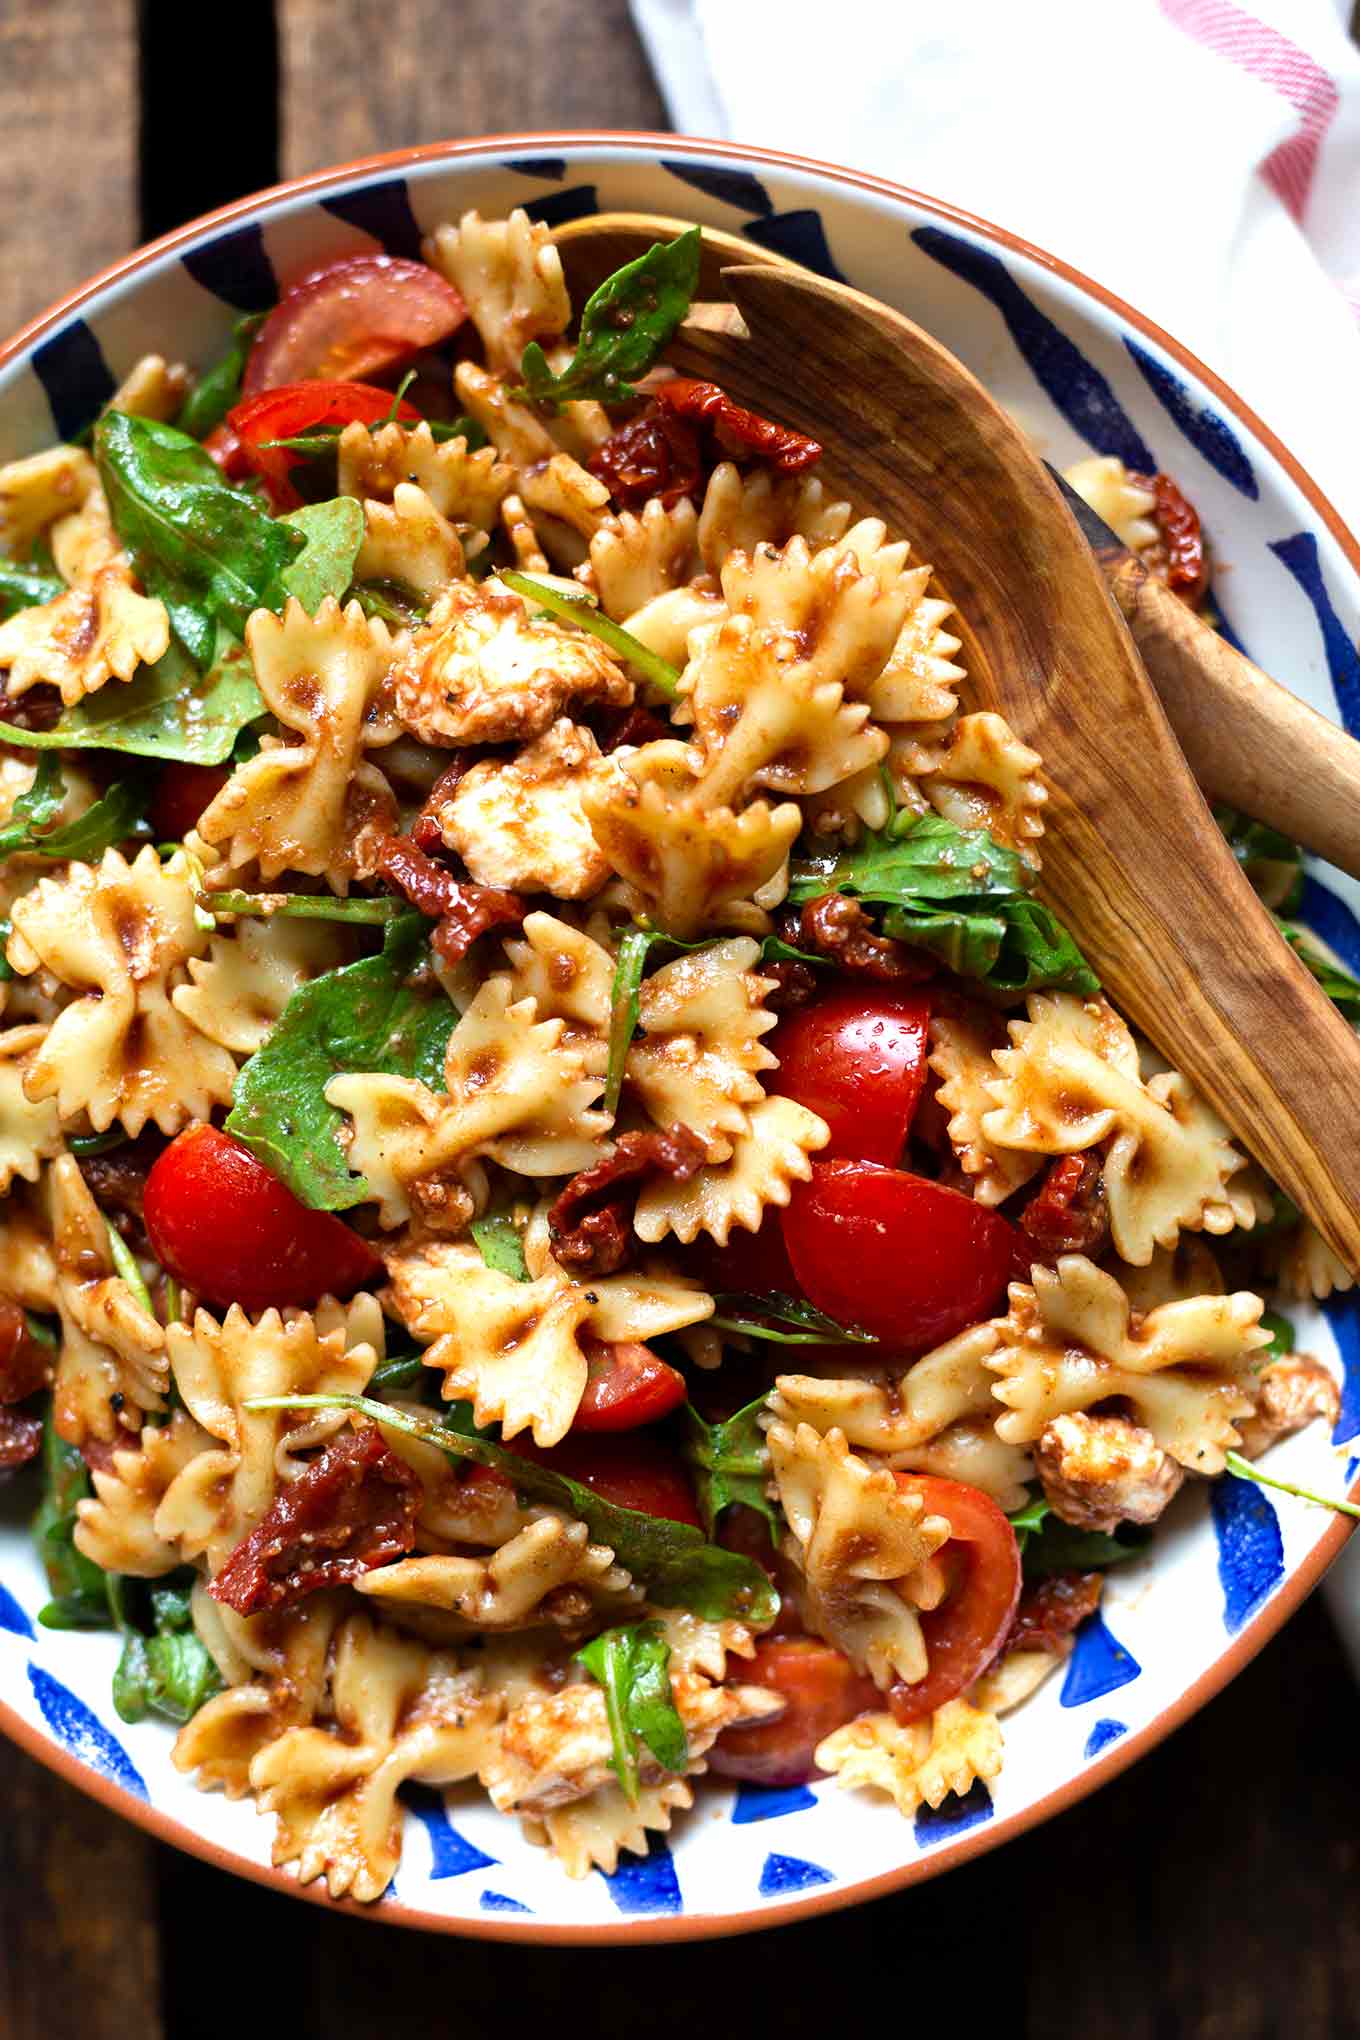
[0,207,1342,1898]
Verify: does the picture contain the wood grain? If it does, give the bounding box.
[277,0,666,176]
[0,0,137,342]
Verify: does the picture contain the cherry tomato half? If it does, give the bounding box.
[242,253,467,395]
[201,420,250,480]
[707,1637,880,1785]
[508,1431,701,1529]
[572,1337,687,1432]
[144,1125,383,1311]
[149,762,229,843]
[227,379,422,509]
[770,988,931,1164]
[888,1474,1021,1722]
[782,1160,1018,1351]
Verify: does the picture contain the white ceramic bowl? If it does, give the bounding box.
[1,133,1357,1943]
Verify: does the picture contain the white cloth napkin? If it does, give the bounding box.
[631,0,1360,1651]
[631,0,1360,526]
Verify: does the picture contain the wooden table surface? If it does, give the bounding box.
[1,4,1358,2033]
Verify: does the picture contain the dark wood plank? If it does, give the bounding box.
[0,0,138,341]
[0,1739,163,2040]
[278,0,666,177]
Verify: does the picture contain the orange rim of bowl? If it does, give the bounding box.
[0,128,1355,1943]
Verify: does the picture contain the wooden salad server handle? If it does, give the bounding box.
[554,217,1360,1270]
[556,212,1360,885]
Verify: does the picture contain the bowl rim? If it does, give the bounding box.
[0,126,1354,1944]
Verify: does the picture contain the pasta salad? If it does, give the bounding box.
[0,211,1348,1898]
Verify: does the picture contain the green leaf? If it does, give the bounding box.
[515,228,702,409]
[575,1621,689,1804]
[605,926,654,1116]
[208,890,403,926]
[175,313,266,441]
[1277,920,1360,1023]
[244,1394,777,1623]
[1005,1490,1050,1555]
[0,558,65,619]
[1019,1514,1150,1577]
[499,570,681,700]
[709,1290,877,1347]
[682,1397,777,1541]
[370,1347,427,1394]
[471,1211,529,1282]
[263,414,488,461]
[1213,805,1303,914]
[0,754,63,856]
[111,1566,222,1724]
[1260,1309,1295,1359]
[1224,1449,1360,1522]
[105,1219,154,1317]
[0,630,265,765]
[353,581,429,630]
[226,913,458,1209]
[0,763,152,866]
[95,411,302,668]
[32,1413,116,1624]
[278,497,365,614]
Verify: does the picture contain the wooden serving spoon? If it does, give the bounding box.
[556,212,1360,882]
[554,214,1360,1270]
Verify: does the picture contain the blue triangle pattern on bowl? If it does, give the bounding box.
[1211,1476,1284,1633]
[27,1662,147,1800]
[1060,1612,1142,1705]
[915,1779,994,1842]
[1123,338,1258,497]
[1270,532,1360,736]
[321,180,427,262]
[600,1837,682,1914]
[758,1851,834,1896]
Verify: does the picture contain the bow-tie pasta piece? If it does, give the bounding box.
[0,1187,59,1315]
[44,1155,167,1443]
[0,475,170,705]
[391,580,632,748]
[767,1422,952,1691]
[1274,1217,1355,1302]
[634,1093,827,1247]
[697,462,852,576]
[927,1010,1043,1207]
[499,490,551,574]
[355,483,465,601]
[172,915,346,1057]
[582,498,701,622]
[527,1779,698,1881]
[107,353,191,422]
[583,739,802,938]
[154,1300,381,1571]
[518,1202,715,1343]
[519,454,612,568]
[453,361,562,469]
[337,421,514,547]
[719,525,914,695]
[0,1027,63,1190]
[425,209,571,377]
[249,1612,500,1902]
[434,719,614,899]
[356,1517,636,1632]
[1119,1238,1226,1311]
[626,936,776,1159]
[980,993,1253,1263]
[501,912,613,1069]
[74,1409,211,1575]
[916,712,1047,869]
[815,1698,1003,1818]
[173,1588,344,1797]
[197,598,398,893]
[7,846,237,1135]
[1063,456,1159,553]
[0,444,98,552]
[988,1254,1267,1473]
[615,584,727,669]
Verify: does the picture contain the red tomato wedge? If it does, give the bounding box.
[242,253,466,396]
[201,420,250,480]
[887,1474,1021,1723]
[507,1431,701,1529]
[781,1160,1018,1349]
[708,1637,880,1785]
[144,1125,383,1311]
[572,1337,687,1432]
[149,762,229,842]
[227,379,422,509]
[770,988,932,1164]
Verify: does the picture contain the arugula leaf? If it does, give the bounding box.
[175,313,266,441]
[575,1621,688,1804]
[1277,920,1360,1023]
[1006,1491,1050,1556]
[605,927,654,1116]
[111,1570,222,1724]
[515,228,702,409]
[105,1219,154,1316]
[1224,1450,1360,1522]
[0,630,265,765]
[0,558,65,619]
[0,754,63,855]
[682,1396,777,1541]
[1213,805,1303,914]
[278,498,365,614]
[244,1393,777,1623]
[709,1291,877,1345]
[95,412,302,668]
[0,761,151,866]
[499,570,681,699]
[208,890,403,926]
[353,581,429,630]
[1260,1309,1295,1359]
[791,813,1099,997]
[262,414,488,461]
[226,913,458,1209]
[471,1212,529,1282]
[370,1347,428,1395]
[33,1414,118,1630]
[1019,1514,1150,1577]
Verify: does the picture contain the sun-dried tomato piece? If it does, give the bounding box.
[593,703,673,753]
[208,1422,419,1615]
[790,894,936,984]
[549,1126,709,1278]
[1129,470,1209,607]
[78,1131,166,1233]
[761,959,819,1012]
[1020,1154,1110,1261]
[410,755,477,853]
[0,1407,42,1469]
[0,1300,48,1406]
[652,378,822,475]
[0,681,62,733]
[375,834,525,963]
[1003,1571,1104,1658]
[588,403,704,509]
